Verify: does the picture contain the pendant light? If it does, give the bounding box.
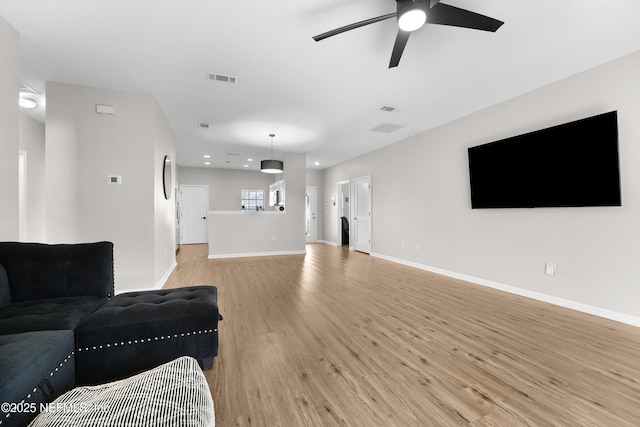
[261,133,284,174]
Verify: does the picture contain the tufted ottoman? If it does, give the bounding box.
[75,286,220,385]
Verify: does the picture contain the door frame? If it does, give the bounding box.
[353,175,372,254]
[19,150,27,242]
[179,184,209,245]
[305,186,318,243]
[336,179,351,247]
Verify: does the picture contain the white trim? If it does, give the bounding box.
[208,210,285,215]
[113,261,177,295]
[155,260,178,289]
[208,250,306,260]
[371,252,640,328]
[319,240,339,246]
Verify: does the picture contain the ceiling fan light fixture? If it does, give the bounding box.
[398,4,427,32]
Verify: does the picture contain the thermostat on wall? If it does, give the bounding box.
[96,104,115,115]
[108,175,122,185]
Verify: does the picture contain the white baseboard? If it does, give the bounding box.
[319,240,339,246]
[208,250,306,260]
[155,261,177,290]
[114,261,176,295]
[372,252,640,328]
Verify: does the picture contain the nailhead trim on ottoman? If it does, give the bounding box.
[75,286,220,385]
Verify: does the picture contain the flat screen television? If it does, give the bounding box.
[468,111,621,209]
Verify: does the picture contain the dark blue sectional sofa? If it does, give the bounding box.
[0,241,221,427]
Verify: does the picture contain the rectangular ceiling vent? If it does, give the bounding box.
[371,123,404,133]
[380,106,396,112]
[198,122,211,129]
[206,72,238,84]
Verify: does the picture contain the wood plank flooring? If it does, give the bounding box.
[164,244,640,426]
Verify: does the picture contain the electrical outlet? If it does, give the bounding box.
[545,262,556,276]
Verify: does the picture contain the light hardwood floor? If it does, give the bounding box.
[164,244,640,426]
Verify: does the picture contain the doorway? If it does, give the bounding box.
[305,186,317,243]
[353,175,372,254]
[336,180,350,247]
[179,185,208,244]
[18,150,27,241]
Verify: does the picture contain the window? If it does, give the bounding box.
[241,190,264,211]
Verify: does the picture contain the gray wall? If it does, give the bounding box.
[45,82,176,291]
[19,113,46,242]
[178,167,276,211]
[323,51,640,323]
[207,153,306,258]
[0,16,19,240]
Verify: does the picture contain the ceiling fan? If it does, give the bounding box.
[313,0,504,68]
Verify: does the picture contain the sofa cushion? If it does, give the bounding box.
[0,330,75,427]
[0,261,10,309]
[0,241,114,302]
[0,296,107,335]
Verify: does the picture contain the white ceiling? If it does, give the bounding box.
[3,0,640,171]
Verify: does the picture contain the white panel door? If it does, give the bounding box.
[179,185,208,244]
[305,186,317,243]
[353,176,371,254]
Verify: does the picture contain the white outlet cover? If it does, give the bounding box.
[545,263,556,276]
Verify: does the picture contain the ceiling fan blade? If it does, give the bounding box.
[427,3,503,32]
[313,12,397,42]
[389,30,411,68]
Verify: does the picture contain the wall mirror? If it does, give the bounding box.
[163,155,172,200]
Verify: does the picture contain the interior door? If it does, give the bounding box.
[353,175,371,254]
[305,186,317,243]
[179,185,208,244]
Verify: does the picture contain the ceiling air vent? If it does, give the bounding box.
[380,106,396,112]
[206,72,238,84]
[371,123,404,133]
[198,122,211,129]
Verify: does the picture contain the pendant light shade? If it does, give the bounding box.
[261,133,284,174]
[260,159,284,174]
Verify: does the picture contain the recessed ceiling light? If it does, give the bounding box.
[243,164,249,168]
[204,154,211,158]
[247,158,254,162]
[314,161,320,166]
[204,162,211,165]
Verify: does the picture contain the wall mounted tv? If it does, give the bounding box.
[468,111,621,209]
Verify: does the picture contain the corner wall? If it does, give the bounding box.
[324,51,640,323]
[19,113,45,242]
[0,15,19,240]
[45,82,176,291]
